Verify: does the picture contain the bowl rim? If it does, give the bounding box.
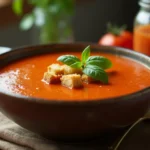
[0,42,150,105]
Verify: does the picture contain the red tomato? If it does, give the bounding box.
[98,26,133,49]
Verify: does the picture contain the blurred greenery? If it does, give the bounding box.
[12,0,75,43]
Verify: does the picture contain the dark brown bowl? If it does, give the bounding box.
[0,43,150,140]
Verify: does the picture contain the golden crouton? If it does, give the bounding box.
[43,72,61,84]
[60,74,83,89]
[47,64,64,75]
[82,74,97,83]
[63,65,82,75]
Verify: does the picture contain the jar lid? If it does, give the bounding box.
[139,0,150,9]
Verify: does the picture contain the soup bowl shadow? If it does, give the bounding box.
[0,43,150,140]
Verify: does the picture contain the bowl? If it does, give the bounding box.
[0,43,150,140]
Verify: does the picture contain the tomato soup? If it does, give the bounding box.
[0,52,150,101]
[134,25,150,55]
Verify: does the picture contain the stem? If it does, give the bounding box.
[107,23,127,36]
[40,14,59,44]
[40,13,73,44]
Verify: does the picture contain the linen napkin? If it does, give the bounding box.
[0,112,61,150]
[0,112,109,150]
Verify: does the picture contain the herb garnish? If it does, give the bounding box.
[57,46,112,84]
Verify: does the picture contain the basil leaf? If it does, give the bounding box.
[83,65,108,84]
[86,56,112,69]
[57,55,81,68]
[81,46,90,64]
[70,62,82,68]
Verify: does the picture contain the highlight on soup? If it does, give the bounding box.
[0,46,150,101]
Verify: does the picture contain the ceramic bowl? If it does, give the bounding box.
[0,43,150,140]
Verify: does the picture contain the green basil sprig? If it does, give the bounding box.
[81,45,90,64]
[57,45,112,84]
[57,55,81,67]
[86,56,112,70]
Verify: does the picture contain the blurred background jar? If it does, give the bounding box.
[133,0,150,55]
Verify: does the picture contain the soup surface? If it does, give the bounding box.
[0,51,150,101]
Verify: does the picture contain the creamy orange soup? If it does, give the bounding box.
[0,52,150,101]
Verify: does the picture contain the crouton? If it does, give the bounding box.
[82,74,98,84]
[47,64,64,75]
[43,72,61,84]
[60,74,83,89]
[63,65,82,75]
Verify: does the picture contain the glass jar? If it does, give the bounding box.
[133,0,150,55]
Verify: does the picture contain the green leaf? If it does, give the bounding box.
[57,55,81,68]
[20,14,35,30]
[70,62,82,68]
[60,0,75,14]
[29,0,50,7]
[86,56,112,70]
[83,65,108,84]
[12,0,23,16]
[81,45,90,64]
